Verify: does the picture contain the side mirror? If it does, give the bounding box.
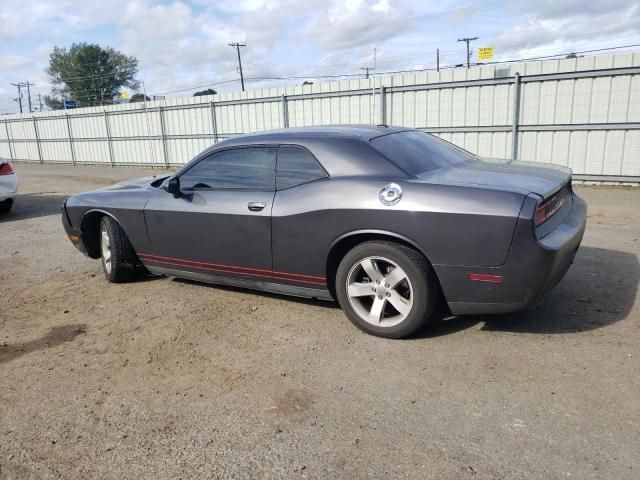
[165,177,181,197]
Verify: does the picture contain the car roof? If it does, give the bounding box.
[217,124,409,144]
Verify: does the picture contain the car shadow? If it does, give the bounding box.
[413,245,639,338]
[0,324,87,364]
[0,193,68,222]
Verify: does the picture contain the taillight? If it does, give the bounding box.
[0,163,14,175]
[534,186,566,226]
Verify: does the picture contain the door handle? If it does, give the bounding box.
[247,201,266,211]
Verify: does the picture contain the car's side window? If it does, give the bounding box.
[180,147,276,191]
[276,146,327,190]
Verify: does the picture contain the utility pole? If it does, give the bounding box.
[228,42,246,91]
[24,81,34,113]
[11,83,23,113]
[37,93,43,111]
[457,37,478,68]
[436,49,440,72]
[360,66,373,79]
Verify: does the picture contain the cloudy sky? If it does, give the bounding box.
[1,0,639,112]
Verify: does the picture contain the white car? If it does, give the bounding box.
[0,161,17,213]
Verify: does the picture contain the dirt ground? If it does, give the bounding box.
[1,163,638,480]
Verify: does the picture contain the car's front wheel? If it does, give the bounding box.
[335,241,438,338]
[99,216,137,283]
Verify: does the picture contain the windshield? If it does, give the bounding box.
[370,130,477,175]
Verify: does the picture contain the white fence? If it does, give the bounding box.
[1,52,639,181]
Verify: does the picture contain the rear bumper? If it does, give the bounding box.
[437,194,587,315]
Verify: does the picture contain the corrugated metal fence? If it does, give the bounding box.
[1,52,639,181]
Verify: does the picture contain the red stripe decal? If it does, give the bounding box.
[138,252,325,281]
[141,257,327,286]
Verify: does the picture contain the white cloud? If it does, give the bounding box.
[493,2,640,57]
[0,55,32,70]
[120,0,193,41]
[302,0,414,51]
[0,10,20,40]
[372,0,391,13]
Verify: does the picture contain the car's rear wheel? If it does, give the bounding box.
[0,199,13,213]
[99,216,137,283]
[335,241,438,338]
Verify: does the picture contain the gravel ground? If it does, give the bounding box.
[1,163,638,480]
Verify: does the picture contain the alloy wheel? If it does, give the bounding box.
[345,256,414,328]
[100,223,112,274]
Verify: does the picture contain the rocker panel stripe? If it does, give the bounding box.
[138,252,325,281]
[140,257,327,286]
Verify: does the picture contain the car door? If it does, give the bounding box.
[142,146,276,279]
[271,145,330,279]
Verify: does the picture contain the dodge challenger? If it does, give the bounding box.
[62,125,587,338]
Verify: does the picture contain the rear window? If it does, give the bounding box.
[370,131,476,175]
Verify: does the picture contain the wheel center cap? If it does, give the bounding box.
[376,285,387,296]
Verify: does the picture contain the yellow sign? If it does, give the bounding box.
[478,47,494,60]
[120,91,129,100]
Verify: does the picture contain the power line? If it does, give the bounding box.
[154,78,240,96]
[489,45,640,64]
[48,67,139,83]
[148,42,640,97]
[8,82,34,113]
[4,43,639,111]
[118,41,640,99]
[11,42,640,106]
[228,42,247,91]
[244,43,640,81]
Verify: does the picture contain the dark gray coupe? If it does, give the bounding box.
[62,125,586,338]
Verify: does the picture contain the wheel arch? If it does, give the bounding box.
[80,209,122,259]
[325,229,442,299]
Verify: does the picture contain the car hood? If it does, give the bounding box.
[105,175,167,190]
[415,159,571,198]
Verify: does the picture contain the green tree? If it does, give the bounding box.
[193,88,217,96]
[45,43,139,109]
[129,93,150,103]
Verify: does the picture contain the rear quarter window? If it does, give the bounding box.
[276,146,327,189]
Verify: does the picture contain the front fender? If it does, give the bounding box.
[65,188,154,256]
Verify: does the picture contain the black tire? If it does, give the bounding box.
[99,216,137,283]
[335,241,438,339]
[0,199,13,213]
